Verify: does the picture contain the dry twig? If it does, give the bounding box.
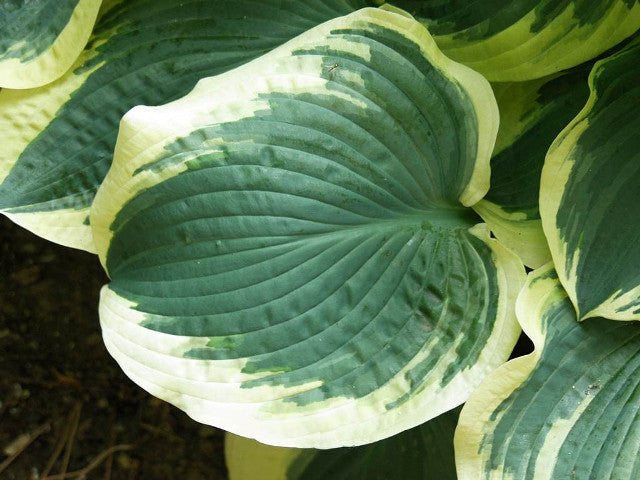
[42,401,83,477]
[43,444,136,480]
[59,402,82,475]
[103,415,116,480]
[41,418,71,478]
[0,423,50,475]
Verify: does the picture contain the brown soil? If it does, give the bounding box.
[0,217,228,479]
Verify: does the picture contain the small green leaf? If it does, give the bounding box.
[225,407,460,479]
[91,8,524,447]
[540,37,640,320]
[455,264,640,480]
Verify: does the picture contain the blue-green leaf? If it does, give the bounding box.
[0,0,101,88]
[540,37,640,320]
[456,264,640,479]
[386,0,640,81]
[474,68,591,268]
[91,8,524,447]
[0,0,373,251]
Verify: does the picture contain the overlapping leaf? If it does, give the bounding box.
[474,69,590,268]
[0,0,101,89]
[455,264,640,479]
[91,8,524,447]
[225,407,459,479]
[385,0,640,81]
[0,0,372,252]
[540,37,640,320]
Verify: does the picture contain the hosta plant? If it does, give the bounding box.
[1,1,639,478]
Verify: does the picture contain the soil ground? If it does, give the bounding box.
[0,217,228,479]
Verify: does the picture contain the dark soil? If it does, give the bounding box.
[0,217,228,479]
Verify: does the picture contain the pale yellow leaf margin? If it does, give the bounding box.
[423,1,640,82]
[473,200,550,269]
[540,56,640,321]
[454,263,562,480]
[0,54,107,253]
[0,0,102,89]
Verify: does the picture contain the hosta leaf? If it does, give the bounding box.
[474,69,590,268]
[91,8,524,448]
[384,0,640,81]
[225,407,460,479]
[0,0,101,89]
[455,264,640,480]
[540,37,640,320]
[0,0,373,252]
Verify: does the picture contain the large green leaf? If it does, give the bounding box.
[225,407,460,479]
[0,0,101,89]
[455,264,640,479]
[91,8,524,447]
[474,68,590,268]
[0,0,373,252]
[540,37,640,320]
[384,0,640,81]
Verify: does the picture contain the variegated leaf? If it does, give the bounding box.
[0,0,101,89]
[91,8,524,447]
[474,68,590,268]
[540,36,640,320]
[456,264,640,479]
[385,0,640,81]
[0,0,372,252]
